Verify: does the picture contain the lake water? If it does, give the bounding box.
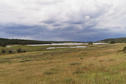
[93,43,107,45]
[26,43,88,49]
[27,43,107,46]
[27,43,86,46]
[46,46,87,49]
[7,43,107,49]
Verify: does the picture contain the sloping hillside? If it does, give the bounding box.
[98,37,126,43]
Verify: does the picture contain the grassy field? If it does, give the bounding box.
[0,43,126,84]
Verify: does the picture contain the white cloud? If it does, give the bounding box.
[0,0,126,33]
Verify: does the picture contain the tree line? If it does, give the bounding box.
[0,38,53,47]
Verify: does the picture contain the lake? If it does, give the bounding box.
[46,46,87,49]
[27,43,87,46]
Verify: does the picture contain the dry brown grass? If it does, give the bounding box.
[0,43,126,84]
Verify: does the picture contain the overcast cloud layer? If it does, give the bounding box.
[0,0,126,41]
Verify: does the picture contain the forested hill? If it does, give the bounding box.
[98,37,126,43]
[0,38,80,46]
[0,38,53,45]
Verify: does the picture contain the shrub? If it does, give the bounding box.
[8,50,13,54]
[123,46,126,52]
[16,48,26,53]
[0,43,7,47]
[73,68,84,74]
[70,62,81,66]
[22,50,26,53]
[17,48,22,53]
[1,49,6,54]
[110,41,115,44]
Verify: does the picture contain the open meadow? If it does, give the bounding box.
[0,43,126,84]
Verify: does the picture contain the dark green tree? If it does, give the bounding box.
[110,41,115,44]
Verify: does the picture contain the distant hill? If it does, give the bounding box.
[0,38,52,45]
[98,37,126,43]
[0,38,81,46]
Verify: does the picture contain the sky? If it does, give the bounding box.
[0,0,126,41]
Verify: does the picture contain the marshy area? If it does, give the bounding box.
[0,43,87,55]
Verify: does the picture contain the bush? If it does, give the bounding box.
[17,48,22,53]
[70,62,81,66]
[17,48,26,53]
[123,46,126,52]
[22,50,26,53]
[8,50,13,54]
[73,68,84,74]
[0,43,7,47]
[110,41,115,44]
[1,49,6,54]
